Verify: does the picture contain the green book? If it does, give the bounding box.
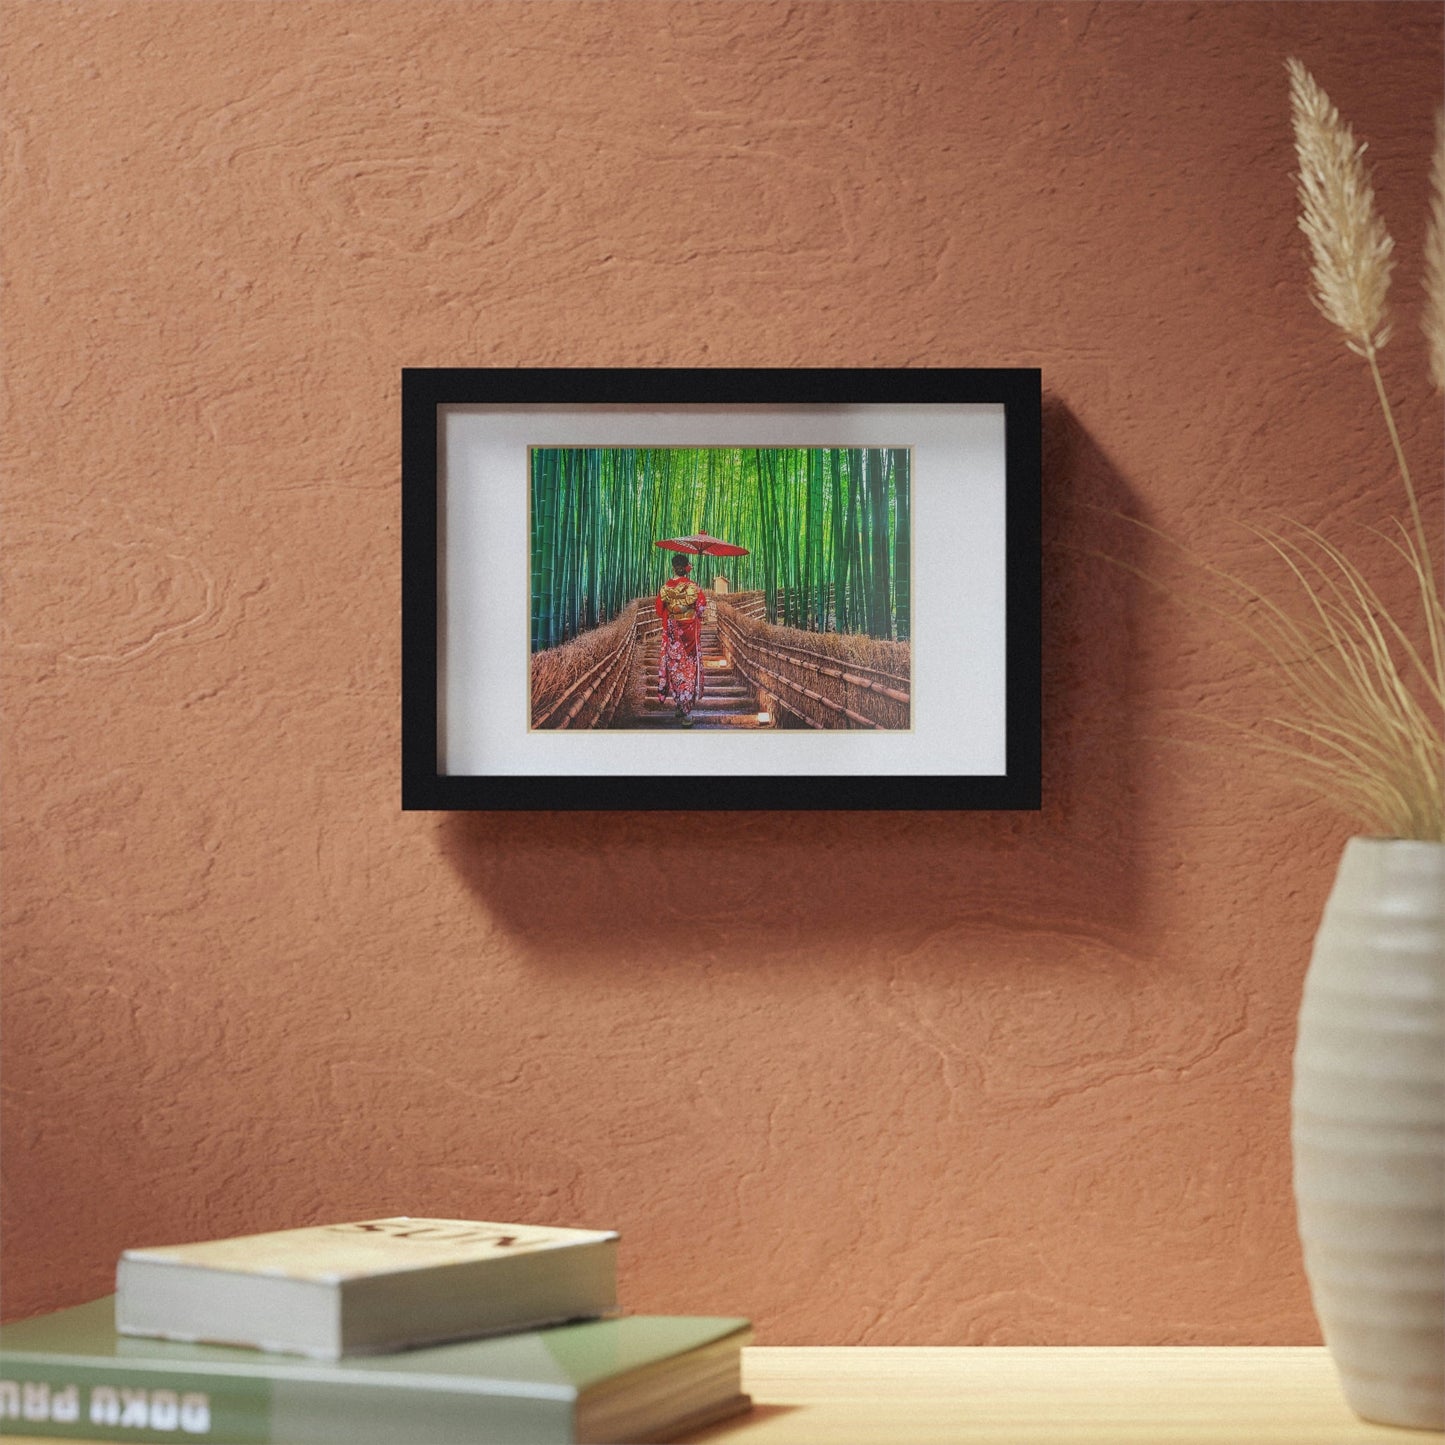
[0,1299,751,1444]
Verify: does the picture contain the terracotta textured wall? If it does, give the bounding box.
[3,2,1440,1344]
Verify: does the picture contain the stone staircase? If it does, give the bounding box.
[622,620,771,729]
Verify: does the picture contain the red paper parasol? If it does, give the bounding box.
[653,530,750,557]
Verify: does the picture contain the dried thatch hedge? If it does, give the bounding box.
[713,596,910,730]
[530,600,644,728]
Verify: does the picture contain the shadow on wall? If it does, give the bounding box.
[437,396,1159,962]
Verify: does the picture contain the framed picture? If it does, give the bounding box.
[402,368,1040,810]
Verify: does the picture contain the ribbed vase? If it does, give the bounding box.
[1292,837,1445,1431]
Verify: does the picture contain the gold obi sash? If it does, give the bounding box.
[662,580,701,621]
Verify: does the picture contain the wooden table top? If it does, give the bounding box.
[680,1345,1424,1444]
[1,1344,1420,1443]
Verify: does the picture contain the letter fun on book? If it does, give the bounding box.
[115,1218,618,1359]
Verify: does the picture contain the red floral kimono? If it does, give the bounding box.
[655,576,707,716]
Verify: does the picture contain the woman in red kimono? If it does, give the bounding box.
[656,553,707,725]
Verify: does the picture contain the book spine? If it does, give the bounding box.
[0,1362,570,1445]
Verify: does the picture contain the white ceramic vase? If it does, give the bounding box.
[1292,836,1445,1431]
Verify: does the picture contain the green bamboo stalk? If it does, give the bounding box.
[588,447,602,629]
[854,449,871,634]
[530,450,544,650]
[828,449,844,633]
[814,449,826,630]
[809,449,818,624]
[788,451,801,627]
[560,449,577,642]
[755,449,778,622]
[541,449,560,648]
[869,449,892,639]
[893,449,911,641]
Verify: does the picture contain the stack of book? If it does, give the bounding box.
[0,1217,751,1443]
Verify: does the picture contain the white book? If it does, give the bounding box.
[116,1217,619,1360]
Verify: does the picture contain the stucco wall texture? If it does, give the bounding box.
[2,2,1441,1344]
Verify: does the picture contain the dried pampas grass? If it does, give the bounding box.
[1135,512,1444,841]
[1112,63,1443,839]
[1425,108,1445,391]
[1234,60,1444,839]
[1288,58,1395,357]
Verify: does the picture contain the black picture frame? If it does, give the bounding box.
[402,367,1040,811]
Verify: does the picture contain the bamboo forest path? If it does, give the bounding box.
[617,617,768,729]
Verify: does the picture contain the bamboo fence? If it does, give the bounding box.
[529,598,648,730]
[714,594,910,731]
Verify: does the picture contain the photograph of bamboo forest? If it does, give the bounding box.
[529,446,912,733]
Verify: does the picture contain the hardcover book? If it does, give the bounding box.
[0,1297,751,1444]
[116,1218,618,1358]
